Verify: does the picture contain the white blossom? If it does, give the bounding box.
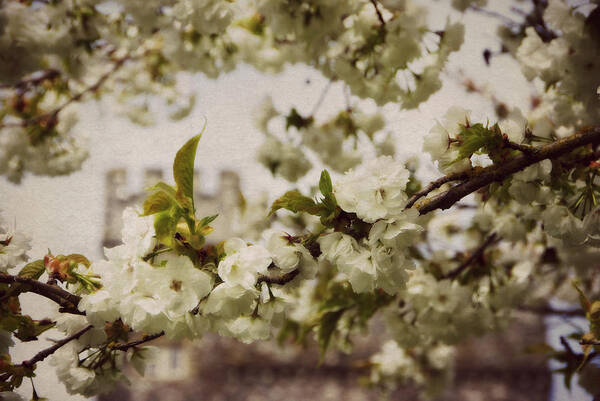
[217,238,271,288]
[334,156,410,223]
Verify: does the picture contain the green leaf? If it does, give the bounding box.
[147,181,177,198]
[173,132,203,210]
[318,309,345,356]
[269,190,323,216]
[0,315,22,332]
[573,280,591,312]
[14,316,55,342]
[65,254,91,268]
[405,174,422,198]
[154,211,176,246]
[199,214,218,227]
[236,13,265,35]
[319,170,333,197]
[142,191,174,216]
[18,260,45,280]
[454,123,503,162]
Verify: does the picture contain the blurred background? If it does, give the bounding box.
[0,1,591,400]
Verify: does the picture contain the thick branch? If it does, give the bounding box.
[405,170,470,209]
[0,273,81,310]
[443,233,498,280]
[417,126,600,215]
[112,331,165,351]
[21,325,93,368]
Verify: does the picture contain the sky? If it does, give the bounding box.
[0,1,589,400]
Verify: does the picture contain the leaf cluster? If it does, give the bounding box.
[269,170,340,227]
[141,132,219,264]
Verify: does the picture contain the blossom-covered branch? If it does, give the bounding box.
[417,126,600,214]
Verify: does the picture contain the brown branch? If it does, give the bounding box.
[559,148,600,170]
[518,305,585,317]
[0,69,61,90]
[369,0,386,28]
[21,325,93,369]
[405,170,470,209]
[112,331,164,351]
[0,273,81,310]
[257,269,301,285]
[443,233,499,280]
[417,126,600,215]
[0,55,130,129]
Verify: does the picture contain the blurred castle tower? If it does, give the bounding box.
[103,168,240,248]
[99,168,552,401]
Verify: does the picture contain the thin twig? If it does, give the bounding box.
[369,0,386,28]
[0,69,61,90]
[443,233,499,280]
[310,79,334,117]
[257,269,300,285]
[21,325,93,369]
[112,331,165,351]
[0,55,131,129]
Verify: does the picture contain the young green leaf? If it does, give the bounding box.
[154,211,177,246]
[454,123,503,162]
[65,254,91,268]
[147,181,178,198]
[14,316,55,342]
[269,190,322,216]
[173,132,203,210]
[142,190,174,216]
[319,170,333,197]
[198,214,218,227]
[18,260,45,280]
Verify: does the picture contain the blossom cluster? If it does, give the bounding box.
[255,96,392,182]
[515,0,600,139]
[0,0,463,181]
[316,157,422,294]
